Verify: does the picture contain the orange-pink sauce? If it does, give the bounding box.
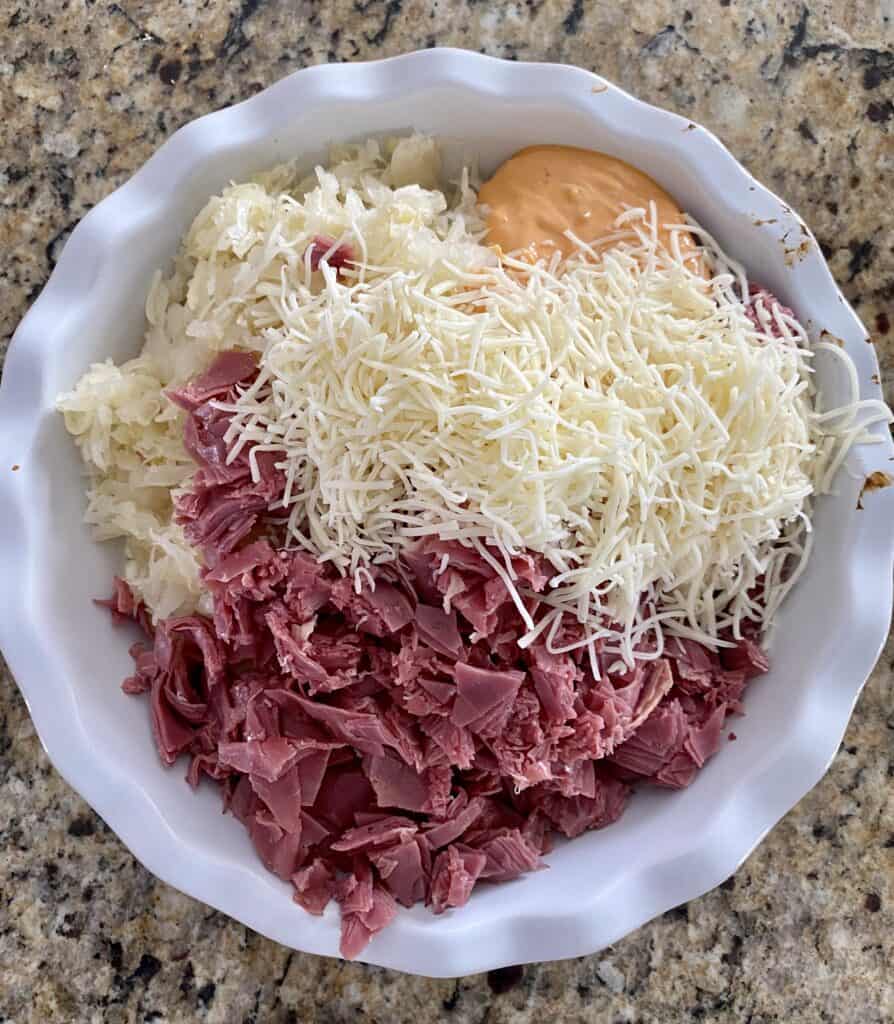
[479,145,696,265]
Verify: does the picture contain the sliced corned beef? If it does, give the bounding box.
[628,659,675,731]
[97,576,154,636]
[265,603,329,685]
[420,714,476,770]
[312,767,375,831]
[176,483,269,560]
[450,576,511,636]
[291,859,336,915]
[474,828,542,882]
[335,859,374,914]
[488,685,553,789]
[369,838,428,907]
[339,884,397,960]
[330,816,418,852]
[166,350,258,411]
[451,662,525,729]
[610,700,689,778]
[294,697,394,759]
[424,795,486,849]
[429,845,488,914]
[415,603,464,659]
[284,553,333,621]
[550,757,597,800]
[217,738,300,782]
[250,763,303,833]
[721,638,771,679]
[292,749,331,806]
[305,235,355,274]
[527,644,577,723]
[249,810,305,881]
[365,753,432,814]
[171,367,284,564]
[683,703,728,768]
[149,674,196,767]
[668,637,717,688]
[539,774,629,838]
[331,577,414,637]
[164,616,227,688]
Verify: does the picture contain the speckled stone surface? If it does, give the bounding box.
[2,2,893,1021]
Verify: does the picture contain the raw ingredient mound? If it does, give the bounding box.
[106,354,768,959]
[57,138,888,656]
[59,137,890,959]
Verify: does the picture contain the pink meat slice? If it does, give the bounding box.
[369,838,428,907]
[218,738,300,782]
[415,604,464,659]
[720,638,770,678]
[330,816,418,853]
[339,885,397,960]
[167,350,258,411]
[305,235,355,274]
[429,845,488,914]
[331,578,414,637]
[450,663,525,729]
[364,753,430,813]
[291,859,335,915]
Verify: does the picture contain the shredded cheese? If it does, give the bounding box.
[58,137,892,662]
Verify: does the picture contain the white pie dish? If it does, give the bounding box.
[1,48,892,977]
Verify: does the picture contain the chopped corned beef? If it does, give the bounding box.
[96,577,154,637]
[414,604,464,660]
[331,578,414,637]
[451,663,525,729]
[369,837,428,907]
[474,829,542,882]
[305,235,355,274]
[746,285,796,338]
[107,354,771,960]
[218,738,300,782]
[292,859,336,915]
[720,638,770,678]
[166,350,258,411]
[250,764,304,833]
[538,773,629,838]
[249,810,305,880]
[429,845,487,914]
[169,355,284,565]
[339,884,397,960]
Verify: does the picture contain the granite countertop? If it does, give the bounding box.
[2,2,893,1021]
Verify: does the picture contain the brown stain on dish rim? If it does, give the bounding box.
[783,239,811,266]
[856,470,893,509]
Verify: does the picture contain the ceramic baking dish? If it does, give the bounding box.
[1,49,891,976]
